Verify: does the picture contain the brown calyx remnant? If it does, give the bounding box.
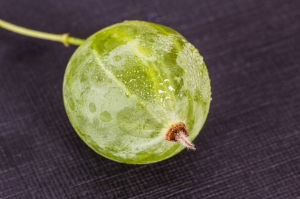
[165,122,196,150]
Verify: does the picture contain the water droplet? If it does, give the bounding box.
[158,90,165,94]
[168,86,175,91]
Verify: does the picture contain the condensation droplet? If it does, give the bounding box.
[168,86,175,91]
[158,90,165,94]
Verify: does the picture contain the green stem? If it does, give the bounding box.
[0,19,85,46]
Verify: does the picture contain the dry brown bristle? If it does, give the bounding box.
[165,122,196,150]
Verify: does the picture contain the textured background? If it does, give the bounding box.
[0,0,300,198]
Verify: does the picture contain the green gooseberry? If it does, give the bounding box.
[63,20,211,164]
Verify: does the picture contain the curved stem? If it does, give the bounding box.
[0,19,85,46]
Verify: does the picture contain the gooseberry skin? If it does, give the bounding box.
[63,20,211,164]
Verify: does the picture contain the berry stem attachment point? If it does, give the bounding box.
[165,122,196,150]
[0,19,85,46]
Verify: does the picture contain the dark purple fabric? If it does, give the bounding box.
[0,0,299,198]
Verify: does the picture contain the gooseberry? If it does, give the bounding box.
[63,20,211,164]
